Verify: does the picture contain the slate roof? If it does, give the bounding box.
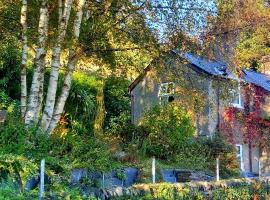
[243,69,270,92]
[175,50,270,93]
[129,50,270,93]
[182,52,229,76]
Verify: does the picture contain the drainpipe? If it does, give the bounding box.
[249,141,253,173]
[217,79,220,133]
[244,86,253,173]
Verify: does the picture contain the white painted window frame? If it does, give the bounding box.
[158,82,175,104]
[231,80,243,109]
[236,144,244,171]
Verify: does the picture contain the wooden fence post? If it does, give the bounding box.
[216,156,220,181]
[152,157,156,184]
[39,159,45,200]
[102,172,105,189]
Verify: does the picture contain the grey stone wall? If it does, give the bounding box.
[131,55,220,137]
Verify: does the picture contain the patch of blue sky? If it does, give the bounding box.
[136,0,217,42]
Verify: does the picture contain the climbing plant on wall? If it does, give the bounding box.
[220,84,270,148]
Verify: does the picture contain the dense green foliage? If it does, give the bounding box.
[140,104,195,159]
[104,76,130,129]
[172,135,239,178]
[0,111,115,171]
[65,72,100,131]
[0,37,21,99]
[0,179,99,199]
[112,181,270,200]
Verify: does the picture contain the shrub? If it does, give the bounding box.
[140,104,195,159]
[0,36,21,99]
[0,112,115,175]
[0,181,26,200]
[173,140,213,171]
[201,134,240,178]
[112,181,270,200]
[212,186,251,200]
[104,76,130,129]
[105,111,149,147]
[65,72,98,130]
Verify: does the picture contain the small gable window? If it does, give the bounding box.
[158,82,175,104]
[229,81,243,108]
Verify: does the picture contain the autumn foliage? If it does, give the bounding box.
[221,84,270,148]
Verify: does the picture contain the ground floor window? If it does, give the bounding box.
[236,144,244,171]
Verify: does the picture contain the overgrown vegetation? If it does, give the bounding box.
[0,0,260,198]
[139,104,195,159]
[112,181,270,200]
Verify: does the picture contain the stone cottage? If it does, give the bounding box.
[129,50,270,176]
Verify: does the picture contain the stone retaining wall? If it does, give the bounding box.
[100,177,270,199]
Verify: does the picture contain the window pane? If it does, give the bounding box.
[229,84,241,107]
[160,96,168,105]
[159,84,168,96]
[167,83,174,94]
[236,146,240,155]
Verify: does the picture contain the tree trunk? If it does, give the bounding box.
[47,0,86,134]
[24,0,48,125]
[41,0,73,131]
[58,0,63,25]
[20,0,28,119]
[37,11,49,118]
[37,70,45,117]
[93,81,105,136]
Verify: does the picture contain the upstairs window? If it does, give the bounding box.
[158,82,175,104]
[229,81,243,108]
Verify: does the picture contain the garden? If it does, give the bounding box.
[1,0,270,199]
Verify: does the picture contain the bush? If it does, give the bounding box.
[104,76,130,129]
[0,36,21,100]
[212,186,251,200]
[0,111,116,174]
[0,181,26,200]
[201,134,240,178]
[140,104,195,159]
[112,181,270,200]
[65,72,99,130]
[173,140,213,171]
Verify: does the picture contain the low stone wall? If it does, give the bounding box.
[100,177,270,199]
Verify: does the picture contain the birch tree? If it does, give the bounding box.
[46,0,86,133]
[20,0,28,117]
[24,0,49,124]
[16,0,214,134]
[41,0,73,131]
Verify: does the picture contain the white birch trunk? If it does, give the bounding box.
[20,0,28,118]
[37,9,49,119]
[41,0,73,131]
[37,71,45,118]
[58,0,63,25]
[47,0,86,134]
[24,0,48,125]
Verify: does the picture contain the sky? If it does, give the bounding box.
[140,0,217,41]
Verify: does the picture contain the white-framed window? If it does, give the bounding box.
[230,81,243,108]
[158,82,175,104]
[236,144,244,171]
